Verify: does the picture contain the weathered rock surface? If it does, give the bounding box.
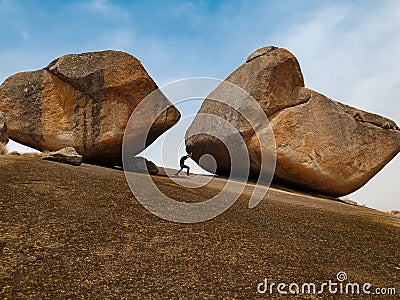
[43,147,83,166]
[265,88,400,196]
[186,46,400,196]
[231,46,305,117]
[0,50,180,166]
[125,156,159,174]
[0,111,8,147]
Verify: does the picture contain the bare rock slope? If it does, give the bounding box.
[0,156,399,299]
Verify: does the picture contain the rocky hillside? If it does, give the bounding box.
[1,156,399,299]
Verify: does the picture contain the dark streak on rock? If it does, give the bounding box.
[91,102,101,149]
[83,109,88,152]
[246,46,278,63]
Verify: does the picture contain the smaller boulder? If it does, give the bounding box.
[125,156,158,174]
[43,147,82,166]
[390,210,400,217]
[343,199,358,206]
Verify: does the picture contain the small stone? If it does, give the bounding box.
[43,147,82,166]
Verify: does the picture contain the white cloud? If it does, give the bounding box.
[72,0,130,20]
[22,31,29,40]
[102,30,136,51]
[91,0,110,12]
[279,1,400,122]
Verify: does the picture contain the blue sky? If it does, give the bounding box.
[1,0,399,211]
[1,0,313,81]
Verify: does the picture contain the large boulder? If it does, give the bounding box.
[0,50,180,166]
[186,46,400,196]
[186,46,305,178]
[0,111,8,146]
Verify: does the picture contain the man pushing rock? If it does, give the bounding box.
[175,153,192,176]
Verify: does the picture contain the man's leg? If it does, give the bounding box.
[175,167,183,176]
[175,166,184,176]
[184,165,190,176]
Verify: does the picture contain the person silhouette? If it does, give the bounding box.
[175,153,192,176]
